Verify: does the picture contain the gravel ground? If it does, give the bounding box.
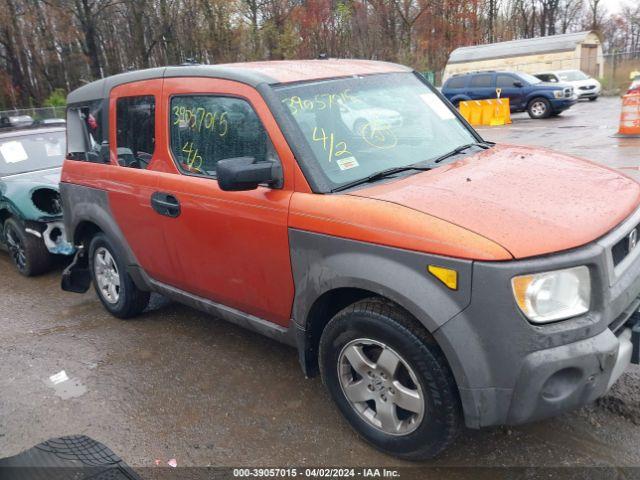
[1,97,639,472]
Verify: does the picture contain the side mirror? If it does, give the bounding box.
[217,157,282,191]
[513,81,523,88]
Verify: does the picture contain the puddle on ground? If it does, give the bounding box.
[45,370,87,399]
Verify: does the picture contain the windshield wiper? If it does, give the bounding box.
[331,165,433,192]
[330,142,492,193]
[431,142,492,164]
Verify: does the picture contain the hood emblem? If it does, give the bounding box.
[629,228,638,252]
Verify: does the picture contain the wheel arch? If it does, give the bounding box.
[449,95,469,106]
[0,207,12,226]
[526,94,551,107]
[298,287,378,377]
[59,183,151,291]
[73,219,103,246]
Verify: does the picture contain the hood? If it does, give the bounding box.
[535,81,572,90]
[0,167,62,221]
[0,167,61,186]
[562,78,600,88]
[350,145,640,259]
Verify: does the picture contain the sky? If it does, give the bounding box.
[600,0,629,14]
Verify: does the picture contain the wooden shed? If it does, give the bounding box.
[443,31,604,81]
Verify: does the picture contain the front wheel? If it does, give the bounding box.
[319,299,462,460]
[89,233,149,319]
[589,96,598,102]
[3,218,53,276]
[527,97,552,119]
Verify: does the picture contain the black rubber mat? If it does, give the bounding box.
[0,435,141,480]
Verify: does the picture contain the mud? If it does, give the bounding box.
[1,97,640,469]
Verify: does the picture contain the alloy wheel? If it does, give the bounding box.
[531,100,547,117]
[5,227,26,272]
[337,338,425,436]
[94,247,120,304]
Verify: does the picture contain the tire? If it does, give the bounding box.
[527,97,552,119]
[319,298,462,460]
[88,233,149,319]
[589,96,598,102]
[3,218,53,276]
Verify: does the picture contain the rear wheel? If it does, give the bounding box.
[527,97,552,119]
[3,218,52,276]
[89,233,149,319]
[319,298,462,460]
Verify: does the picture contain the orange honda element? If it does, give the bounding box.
[61,60,640,459]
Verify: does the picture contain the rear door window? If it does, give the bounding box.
[115,96,156,169]
[169,95,280,178]
[469,74,494,88]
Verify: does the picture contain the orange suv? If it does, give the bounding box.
[61,60,640,460]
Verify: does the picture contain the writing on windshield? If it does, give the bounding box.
[276,73,476,190]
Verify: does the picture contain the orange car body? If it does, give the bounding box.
[61,60,640,431]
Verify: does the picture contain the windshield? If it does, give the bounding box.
[558,70,589,81]
[518,72,542,84]
[0,130,65,176]
[276,73,477,190]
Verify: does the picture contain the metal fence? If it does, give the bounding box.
[0,106,65,121]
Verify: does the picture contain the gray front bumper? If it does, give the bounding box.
[434,208,640,428]
[507,325,631,424]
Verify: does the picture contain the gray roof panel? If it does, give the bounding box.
[448,31,594,64]
[66,60,409,104]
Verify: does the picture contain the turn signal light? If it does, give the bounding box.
[428,265,458,290]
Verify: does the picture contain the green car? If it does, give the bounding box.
[0,125,74,276]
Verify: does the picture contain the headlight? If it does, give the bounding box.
[511,266,590,323]
[553,90,564,99]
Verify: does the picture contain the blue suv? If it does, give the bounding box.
[442,71,577,119]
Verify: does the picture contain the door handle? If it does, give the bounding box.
[151,192,181,218]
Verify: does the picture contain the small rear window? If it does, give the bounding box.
[445,76,466,89]
[66,99,106,163]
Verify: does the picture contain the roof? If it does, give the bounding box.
[448,31,597,64]
[67,59,411,104]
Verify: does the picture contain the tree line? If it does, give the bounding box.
[0,0,639,109]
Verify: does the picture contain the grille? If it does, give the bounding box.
[580,85,596,91]
[612,223,640,266]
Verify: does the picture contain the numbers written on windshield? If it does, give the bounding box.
[312,127,352,162]
[281,89,360,115]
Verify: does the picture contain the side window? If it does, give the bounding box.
[445,76,466,89]
[536,74,551,82]
[496,75,517,88]
[469,74,493,88]
[169,95,279,178]
[116,96,155,169]
[67,99,107,163]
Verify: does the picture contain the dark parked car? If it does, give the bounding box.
[0,125,74,275]
[442,71,577,119]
